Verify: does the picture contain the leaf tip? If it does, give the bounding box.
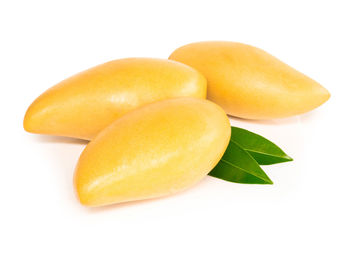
[265,177,274,185]
[284,155,293,162]
[262,172,274,185]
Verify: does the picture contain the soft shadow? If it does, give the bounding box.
[84,197,163,213]
[80,175,221,213]
[228,115,300,126]
[32,134,89,145]
[294,97,333,124]
[82,178,213,213]
[298,108,323,124]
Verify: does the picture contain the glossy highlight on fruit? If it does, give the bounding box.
[169,41,330,119]
[74,98,231,207]
[23,58,207,140]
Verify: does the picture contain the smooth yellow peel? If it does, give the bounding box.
[169,41,330,119]
[24,58,207,140]
[74,98,231,207]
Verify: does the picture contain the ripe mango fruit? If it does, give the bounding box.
[74,98,231,207]
[23,58,207,140]
[169,41,330,119]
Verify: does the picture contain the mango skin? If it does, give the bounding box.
[23,58,207,140]
[169,41,330,119]
[74,98,231,207]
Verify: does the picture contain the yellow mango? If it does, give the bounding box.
[74,98,230,207]
[169,41,330,119]
[24,58,207,140]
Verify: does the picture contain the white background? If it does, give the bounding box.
[1,1,349,256]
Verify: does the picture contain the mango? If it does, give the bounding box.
[23,58,207,140]
[74,98,230,207]
[169,41,330,119]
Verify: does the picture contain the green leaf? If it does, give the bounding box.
[209,140,273,184]
[230,126,293,165]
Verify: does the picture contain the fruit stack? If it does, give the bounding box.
[24,42,330,207]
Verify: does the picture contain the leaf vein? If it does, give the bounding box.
[219,158,271,183]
